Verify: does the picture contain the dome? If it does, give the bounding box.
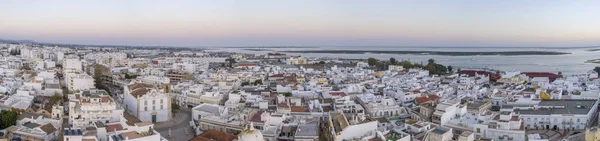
[375,71,383,78]
[237,128,264,141]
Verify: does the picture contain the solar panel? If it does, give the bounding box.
[77,129,82,135]
[64,130,68,135]
[112,135,119,141]
[71,130,75,135]
[118,134,124,140]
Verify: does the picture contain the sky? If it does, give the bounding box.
[1,0,600,47]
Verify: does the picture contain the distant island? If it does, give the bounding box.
[281,50,570,56]
[587,49,600,52]
[242,49,273,51]
[223,46,317,49]
[586,59,600,64]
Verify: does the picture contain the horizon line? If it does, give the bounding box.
[1,38,599,49]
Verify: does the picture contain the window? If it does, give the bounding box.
[476,128,481,133]
[161,105,164,109]
[153,100,156,104]
[145,107,148,111]
[153,106,156,110]
[145,101,147,105]
[161,99,164,103]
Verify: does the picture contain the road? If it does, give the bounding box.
[154,108,194,141]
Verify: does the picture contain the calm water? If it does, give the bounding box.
[209,46,600,75]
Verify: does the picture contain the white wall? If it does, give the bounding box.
[336,121,378,141]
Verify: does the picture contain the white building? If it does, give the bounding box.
[516,99,598,130]
[65,58,83,72]
[473,111,526,141]
[191,104,253,135]
[4,90,35,112]
[123,83,171,123]
[360,96,408,118]
[135,75,169,88]
[68,89,123,128]
[424,127,453,141]
[65,72,95,92]
[432,100,465,125]
[327,112,379,141]
[11,116,61,141]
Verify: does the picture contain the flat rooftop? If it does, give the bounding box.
[516,99,597,115]
[295,124,318,137]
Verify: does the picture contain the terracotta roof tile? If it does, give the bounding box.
[250,111,265,123]
[102,97,112,103]
[415,97,429,104]
[40,123,56,134]
[190,130,236,141]
[291,106,307,112]
[106,124,124,132]
[123,112,142,126]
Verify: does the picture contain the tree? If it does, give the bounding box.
[241,81,250,86]
[433,64,448,75]
[367,58,378,66]
[225,57,237,67]
[125,73,137,79]
[447,65,453,72]
[558,71,563,78]
[427,59,435,65]
[281,92,292,97]
[50,93,62,104]
[171,103,180,111]
[9,49,20,56]
[375,62,385,70]
[424,58,447,75]
[93,64,107,91]
[318,61,326,64]
[0,110,17,129]
[389,58,397,65]
[384,61,393,68]
[253,79,263,85]
[594,67,600,74]
[398,60,413,69]
[413,63,424,69]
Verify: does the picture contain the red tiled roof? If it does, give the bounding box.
[106,124,124,132]
[271,74,284,77]
[511,116,519,121]
[291,106,307,112]
[329,92,347,97]
[428,94,439,100]
[250,111,265,123]
[415,97,429,104]
[277,103,290,108]
[40,123,56,134]
[191,130,236,141]
[101,97,112,103]
[521,72,560,81]
[238,63,257,67]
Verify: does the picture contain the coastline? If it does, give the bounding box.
[280,50,570,56]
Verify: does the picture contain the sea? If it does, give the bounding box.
[207,46,600,75]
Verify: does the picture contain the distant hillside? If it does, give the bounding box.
[0,38,37,44]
